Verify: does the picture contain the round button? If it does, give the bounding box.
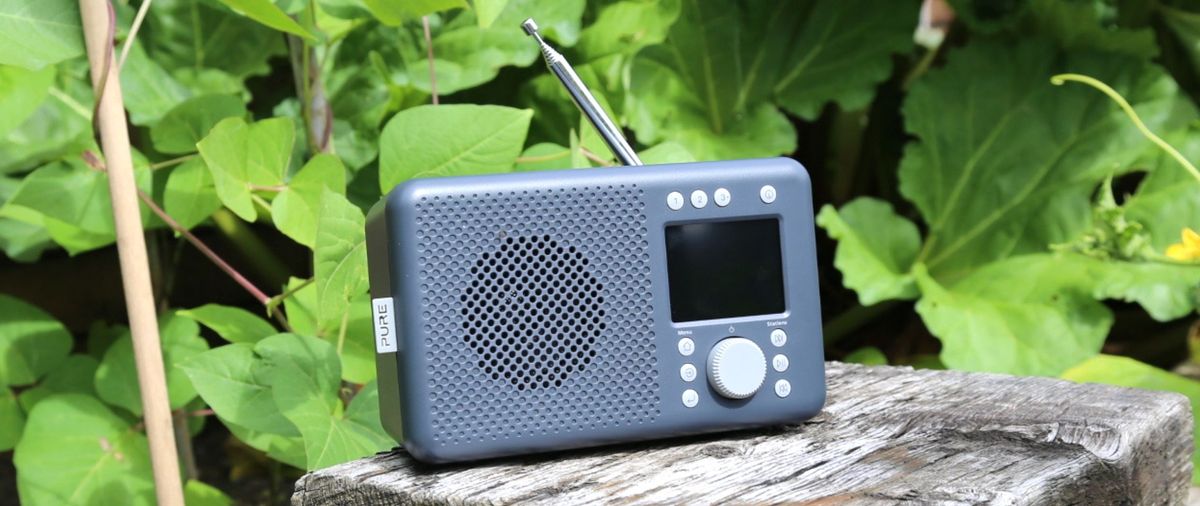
[772,354,789,372]
[774,379,791,398]
[682,389,699,408]
[690,190,708,208]
[680,364,697,382]
[713,188,731,207]
[770,329,787,347]
[667,191,685,210]
[677,337,695,356]
[707,337,767,399]
[760,185,777,204]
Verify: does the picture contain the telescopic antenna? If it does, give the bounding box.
[522,18,643,166]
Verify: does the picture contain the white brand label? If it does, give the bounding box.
[372,297,397,353]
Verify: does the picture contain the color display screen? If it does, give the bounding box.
[665,219,785,322]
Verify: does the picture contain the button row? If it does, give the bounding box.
[666,185,777,210]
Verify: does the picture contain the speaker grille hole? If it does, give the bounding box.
[461,235,603,391]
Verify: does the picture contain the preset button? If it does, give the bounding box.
[667,191,685,210]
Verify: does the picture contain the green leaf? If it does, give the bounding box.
[576,0,680,60]
[164,158,222,231]
[18,354,99,412]
[14,394,153,505]
[197,117,295,221]
[180,342,299,436]
[151,94,248,155]
[1081,257,1200,322]
[626,0,917,160]
[272,154,347,247]
[341,292,378,383]
[283,277,318,336]
[816,198,921,305]
[1062,354,1200,482]
[363,0,466,23]
[914,256,1111,376]
[1125,130,1200,252]
[0,0,84,69]
[314,189,368,334]
[223,418,307,468]
[0,64,54,138]
[6,160,115,237]
[638,142,695,166]
[0,387,24,451]
[375,0,583,94]
[514,142,571,172]
[3,158,154,254]
[120,43,192,126]
[0,176,50,261]
[0,293,70,387]
[87,321,126,360]
[844,346,888,366]
[214,0,316,39]
[898,39,1178,280]
[184,480,232,506]
[94,312,209,415]
[473,0,507,28]
[378,104,531,192]
[179,304,277,344]
[256,333,390,469]
[627,55,794,160]
[770,0,918,119]
[0,74,92,175]
[147,0,287,79]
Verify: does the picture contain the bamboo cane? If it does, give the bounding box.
[77,1,185,504]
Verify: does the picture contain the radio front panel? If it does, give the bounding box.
[366,157,825,463]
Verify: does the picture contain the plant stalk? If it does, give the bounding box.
[77,1,185,504]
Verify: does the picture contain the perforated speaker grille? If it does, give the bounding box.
[414,185,660,446]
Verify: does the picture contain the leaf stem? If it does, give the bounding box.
[48,87,91,119]
[148,154,197,170]
[336,310,349,356]
[118,0,153,69]
[1051,73,1200,185]
[515,150,571,163]
[266,277,314,318]
[579,147,614,166]
[423,15,438,105]
[136,189,272,305]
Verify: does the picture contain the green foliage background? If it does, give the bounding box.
[3,0,1200,502]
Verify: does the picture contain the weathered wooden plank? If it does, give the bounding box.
[293,363,1193,505]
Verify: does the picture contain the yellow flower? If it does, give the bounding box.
[1166,228,1200,261]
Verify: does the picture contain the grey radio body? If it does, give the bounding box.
[365,157,825,463]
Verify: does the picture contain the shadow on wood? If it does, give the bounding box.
[292,362,1194,504]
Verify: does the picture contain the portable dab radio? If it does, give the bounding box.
[365,157,826,463]
[362,19,825,464]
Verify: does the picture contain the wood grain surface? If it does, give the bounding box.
[293,362,1194,505]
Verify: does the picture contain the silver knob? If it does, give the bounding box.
[707,337,767,399]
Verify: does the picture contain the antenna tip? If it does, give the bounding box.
[521,18,539,36]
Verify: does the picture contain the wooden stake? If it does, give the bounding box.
[77,1,185,504]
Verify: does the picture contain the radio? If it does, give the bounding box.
[365,157,825,462]
[363,20,825,464]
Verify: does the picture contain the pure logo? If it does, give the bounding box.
[373,297,397,353]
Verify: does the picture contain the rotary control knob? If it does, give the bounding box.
[706,337,767,399]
